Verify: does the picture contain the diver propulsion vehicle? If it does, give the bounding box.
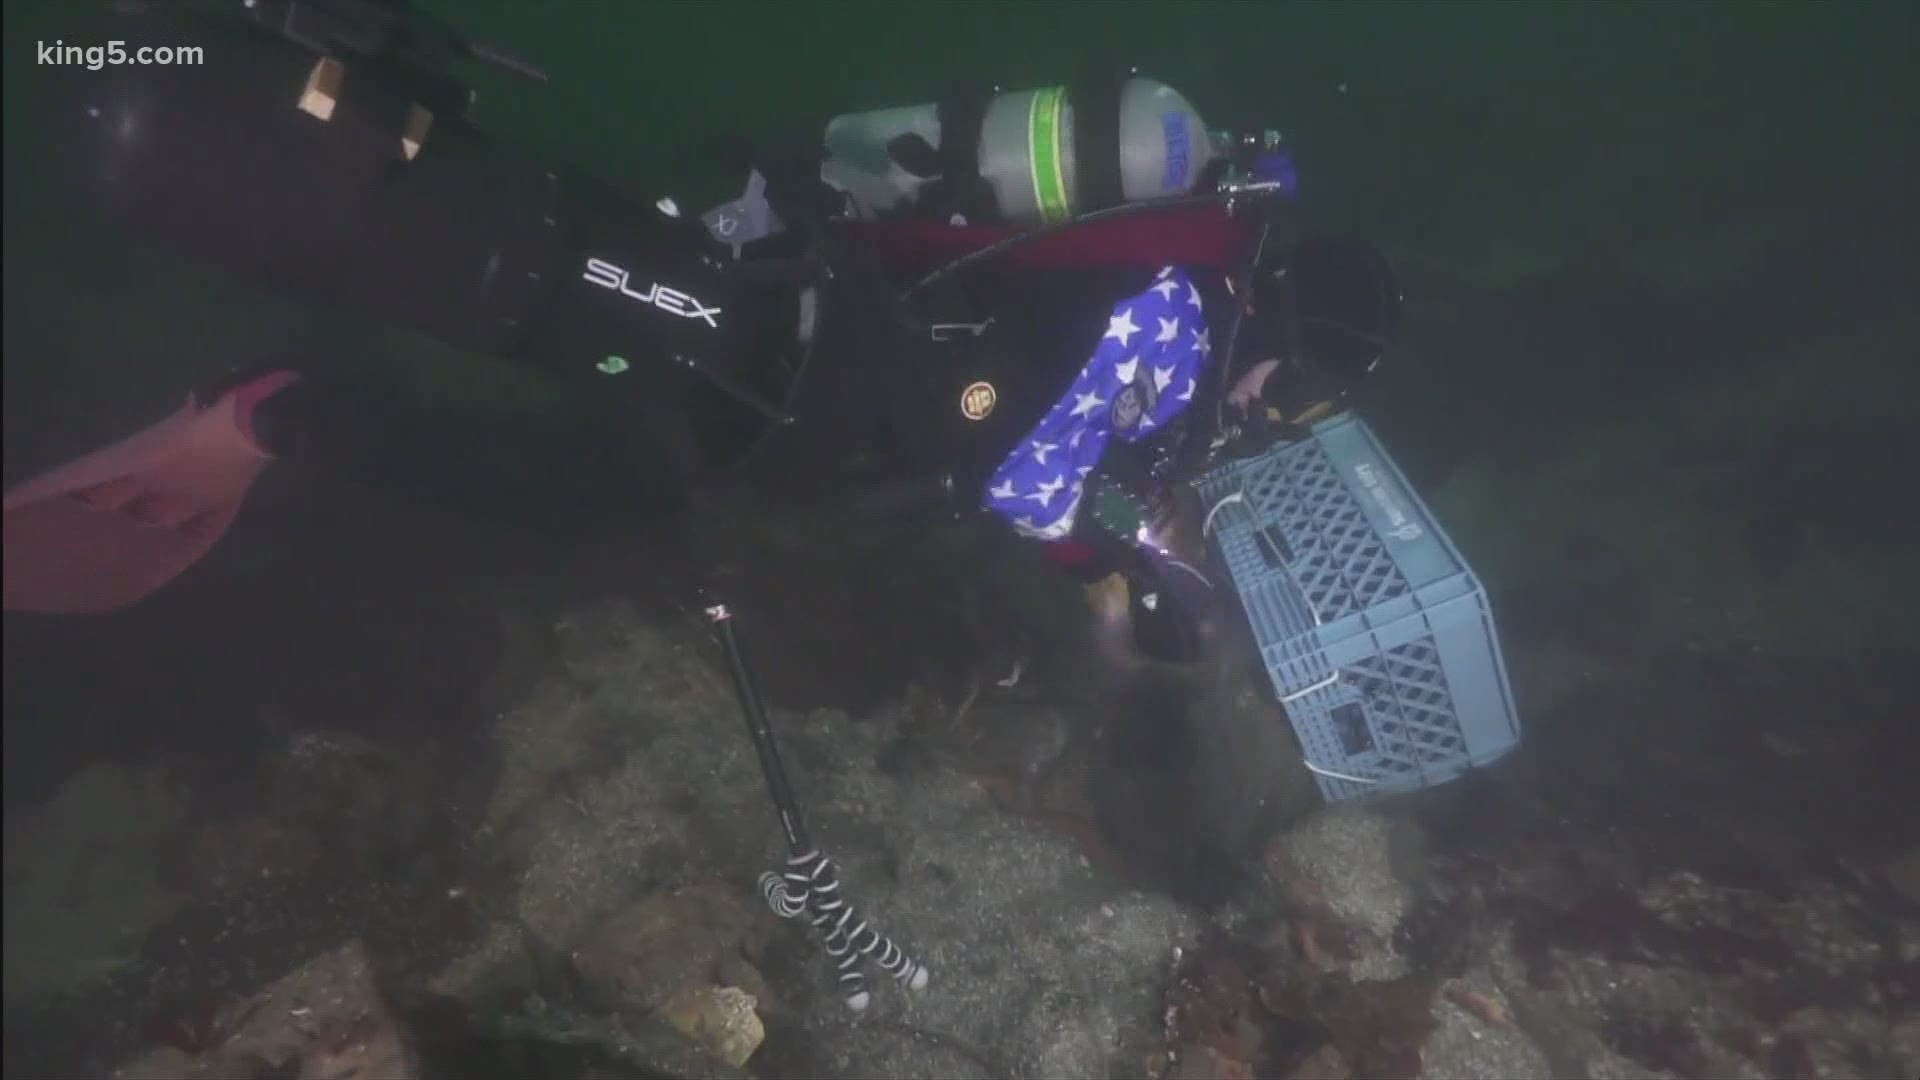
[51,0,816,489]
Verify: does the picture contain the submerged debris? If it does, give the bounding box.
[661,985,764,1068]
[3,762,189,1005]
[111,940,413,1080]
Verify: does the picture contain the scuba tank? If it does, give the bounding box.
[819,76,1220,226]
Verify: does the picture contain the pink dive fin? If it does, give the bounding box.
[3,370,301,614]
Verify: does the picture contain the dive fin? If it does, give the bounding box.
[2,370,300,614]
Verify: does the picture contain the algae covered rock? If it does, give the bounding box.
[111,939,416,1080]
[3,761,188,1004]
[428,601,1200,1079]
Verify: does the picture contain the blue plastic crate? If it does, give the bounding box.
[1191,414,1521,802]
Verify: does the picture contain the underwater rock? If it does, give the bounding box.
[960,702,1072,800]
[1263,808,1411,983]
[1442,982,1511,1026]
[1883,846,1920,908]
[432,606,1198,1079]
[1167,1042,1256,1079]
[660,985,764,1068]
[1158,940,1270,1080]
[112,939,414,1079]
[1154,925,1475,1080]
[2,761,188,1004]
[1891,1012,1920,1073]
[268,728,436,867]
[570,880,772,1018]
[1185,678,1321,866]
[1418,970,1550,1080]
[174,816,321,900]
[1283,1044,1352,1080]
[776,707,1199,1080]
[1466,854,1920,1080]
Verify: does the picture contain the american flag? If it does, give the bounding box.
[983,266,1212,539]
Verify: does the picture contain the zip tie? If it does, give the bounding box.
[1301,760,1382,785]
[1202,491,1245,537]
[1279,671,1341,704]
[1163,557,1214,591]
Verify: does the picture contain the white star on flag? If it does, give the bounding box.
[979,265,1213,541]
[1027,475,1066,508]
[1027,514,1074,539]
[1156,265,1175,279]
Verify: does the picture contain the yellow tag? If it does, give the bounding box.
[1290,400,1335,426]
[401,103,434,160]
[299,57,345,121]
[960,381,997,421]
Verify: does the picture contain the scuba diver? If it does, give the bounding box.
[901,228,1402,663]
[3,0,1404,668]
[687,68,1403,662]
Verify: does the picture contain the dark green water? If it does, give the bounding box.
[4,3,1917,1075]
[6,2,1913,453]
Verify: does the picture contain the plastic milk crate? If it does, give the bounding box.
[1192,414,1521,802]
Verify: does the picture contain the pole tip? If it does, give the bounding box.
[846,989,872,1012]
[907,965,930,993]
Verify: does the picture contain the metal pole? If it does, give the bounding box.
[707,602,810,852]
[703,600,931,1011]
